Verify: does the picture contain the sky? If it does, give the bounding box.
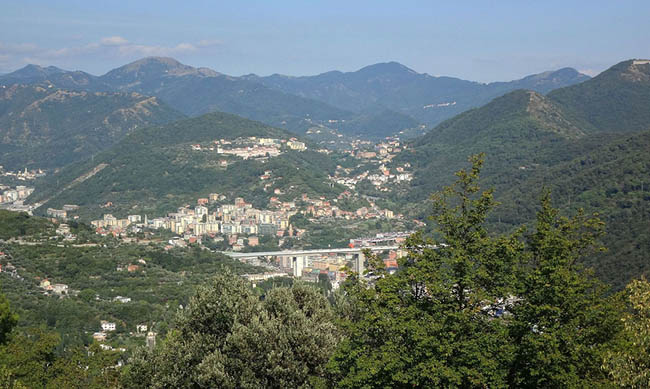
[1,1,649,82]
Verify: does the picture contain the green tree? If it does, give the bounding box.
[328,154,521,388]
[122,271,338,388]
[0,328,60,388]
[507,193,624,388]
[0,291,17,346]
[603,277,650,388]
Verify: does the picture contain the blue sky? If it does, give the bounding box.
[1,1,648,81]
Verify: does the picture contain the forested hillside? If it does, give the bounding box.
[0,84,183,169]
[32,112,344,219]
[549,59,650,133]
[395,59,650,289]
[494,131,650,289]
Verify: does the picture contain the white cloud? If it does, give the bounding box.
[115,42,197,57]
[197,39,221,48]
[101,36,129,46]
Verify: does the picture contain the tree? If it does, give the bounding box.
[329,155,625,388]
[0,328,60,388]
[603,277,650,387]
[328,154,521,388]
[0,291,17,346]
[122,270,338,388]
[507,193,624,388]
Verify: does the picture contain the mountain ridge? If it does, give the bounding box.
[0,84,184,169]
[1,57,591,138]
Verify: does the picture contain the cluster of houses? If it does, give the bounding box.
[149,196,296,240]
[38,278,69,296]
[0,185,34,204]
[0,254,22,281]
[330,162,412,192]
[90,195,299,246]
[190,136,306,160]
[92,321,157,350]
[88,187,402,245]
[0,167,45,181]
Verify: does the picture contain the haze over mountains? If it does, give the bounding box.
[0,57,589,140]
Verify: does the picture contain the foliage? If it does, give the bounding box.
[121,271,338,388]
[0,210,54,240]
[0,290,17,346]
[0,327,121,389]
[506,193,624,387]
[329,155,519,387]
[329,155,624,388]
[603,277,650,387]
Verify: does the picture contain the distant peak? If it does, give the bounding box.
[130,56,183,66]
[105,57,219,78]
[357,61,418,75]
[6,64,67,79]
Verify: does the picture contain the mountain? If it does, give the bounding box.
[0,64,108,91]
[394,59,650,289]
[0,84,184,169]
[0,58,356,136]
[548,59,650,133]
[244,62,590,127]
[32,112,343,219]
[100,57,220,88]
[401,59,650,203]
[395,89,605,204]
[490,67,591,94]
[1,58,590,139]
[99,57,357,134]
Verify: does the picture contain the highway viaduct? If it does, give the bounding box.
[222,245,399,276]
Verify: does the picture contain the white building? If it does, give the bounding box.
[101,321,116,331]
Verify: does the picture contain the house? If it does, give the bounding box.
[247,236,259,246]
[136,324,148,333]
[46,208,67,219]
[127,264,139,272]
[52,284,69,295]
[55,224,71,236]
[92,332,107,342]
[101,321,116,331]
[113,296,131,303]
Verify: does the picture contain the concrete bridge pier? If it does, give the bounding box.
[353,252,365,275]
[292,255,305,277]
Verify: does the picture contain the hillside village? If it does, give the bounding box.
[190,136,306,161]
